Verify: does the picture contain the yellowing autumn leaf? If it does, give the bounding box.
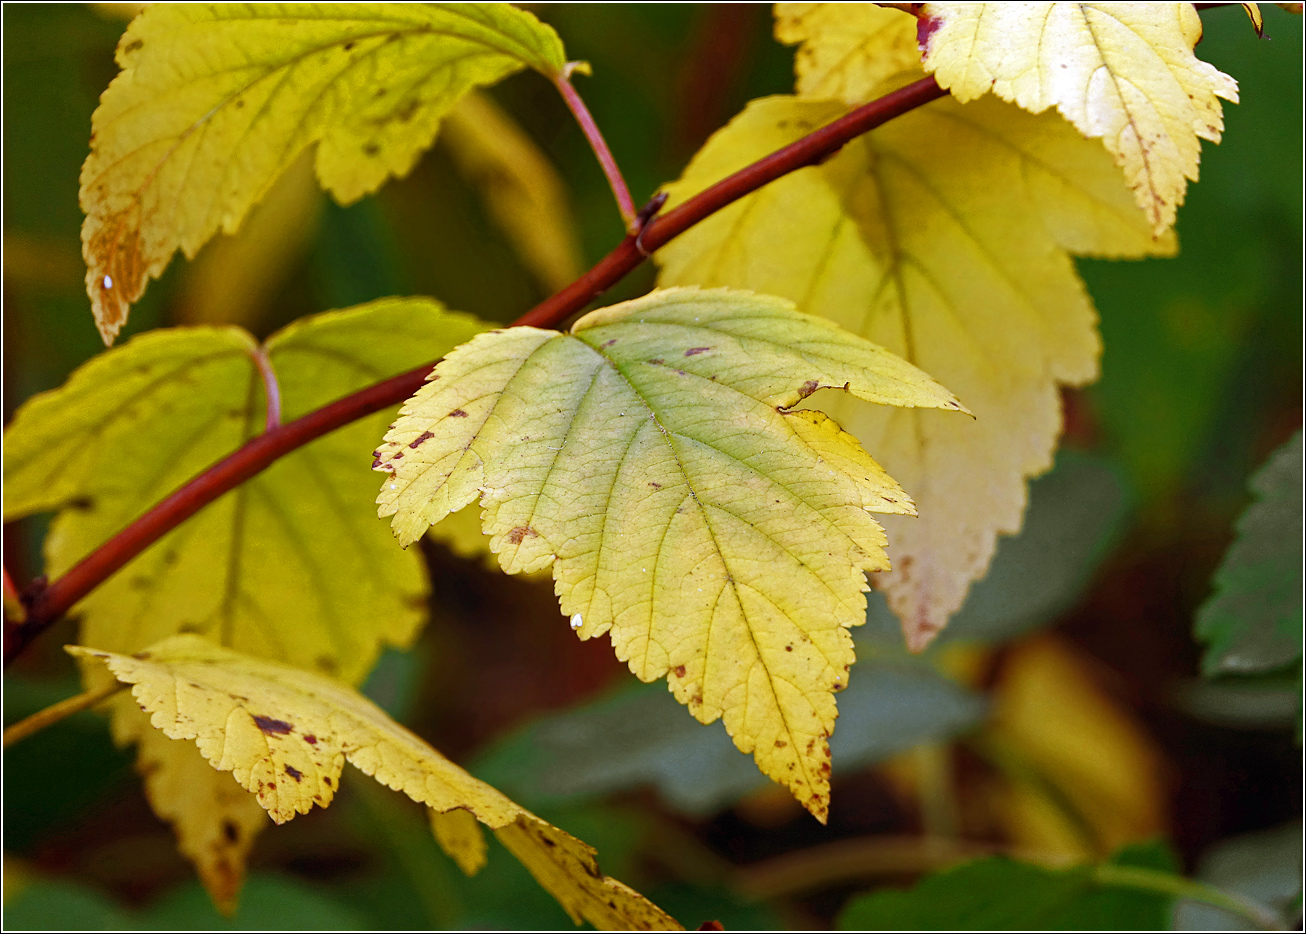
[3,297,486,904]
[70,635,683,931]
[985,636,1168,862]
[657,88,1170,651]
[81,2,566,343]
[917,2,1239,234]
[374,287,963,820]
[117,720,269,913]
[774,3,925,104]
[442,91,585,294]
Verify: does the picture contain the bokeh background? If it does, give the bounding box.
[4,4,1301,929]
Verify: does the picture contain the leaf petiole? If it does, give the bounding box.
[1092,863,1288,931]
[3,680,126,747]
[248,345,282,432]
[553,64,638,230]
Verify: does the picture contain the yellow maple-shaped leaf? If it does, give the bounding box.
[656,89,1171,651]
[775,3,925,104]
[374,287,963,820]
[70,635,683,931]
[81,2,566,343]
[4,297,485,905]
[918,1,1239,235]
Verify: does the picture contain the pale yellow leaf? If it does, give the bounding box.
[775,3,923,104]
[81,2,566,343]
[657,92,1170,650]
[375,287,962,820]
[918,1,1239,234]
[430,807,488,876]
[442,91,585,293]
[71,635,683,931]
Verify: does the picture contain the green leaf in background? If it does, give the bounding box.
[861,450,1130,651]
[1195,431,1303,676]
[837,841,1179,931]
[3,873,371,931]
[1174,822,1303,931]
[473,658,984,817]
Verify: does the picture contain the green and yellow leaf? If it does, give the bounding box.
[374,287,963,820]
[81,2,566,343]
[71,635,683,931]
[657,81,1170,650]
[4,297,486,904]
[916,1,1239,235]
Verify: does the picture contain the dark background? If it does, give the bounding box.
[4,4,1301,929]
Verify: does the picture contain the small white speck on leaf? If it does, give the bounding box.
[570,613,583,629]
[103,275,113,289]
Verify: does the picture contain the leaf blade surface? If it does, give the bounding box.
[70,635,683,931]
[81,2,566,342]
[375,287,962,819]
[4,297,486,903]
[917,1,1239,234]
[657,81,1169,650]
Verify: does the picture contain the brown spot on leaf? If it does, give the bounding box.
[674,665,686,678]
[602,338,618,347]
[409,431,435,449]
[448,409,468,418]
[68,496,94,511]
[363,142,380,157]
[133,651,152,660]
[395,99,420,123]
[324,776,333,787]
[87,206,146,344]
[507,526,537,544]
[775,739,788,748]
[648,358,664,365]
[303,735,318,745]
[222,820,239,843]
[798,379,820,399]
[234,99,245,109]
[285,764,303,782]
[253,715,293,735]
[785,644,793,652]
[123,38,143,53]
[648,481,662,489]
[343,41,356,51]
[684,347,710,356]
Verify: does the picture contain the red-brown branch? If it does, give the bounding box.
[3,75,946,666]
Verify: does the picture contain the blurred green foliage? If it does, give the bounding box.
[3,4,1300,931]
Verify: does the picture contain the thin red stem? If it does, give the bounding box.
[4,75,947,666]
[554,67,638,229]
